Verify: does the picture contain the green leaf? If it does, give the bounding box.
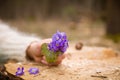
[46,51,57,63]
[41,43,57,63]
[41,43,49,55]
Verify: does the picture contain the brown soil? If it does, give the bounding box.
[5,43,120,80]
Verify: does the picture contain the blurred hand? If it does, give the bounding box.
[26,39,65,66]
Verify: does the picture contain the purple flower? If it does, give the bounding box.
[16,67,24,76]
[28,68,39,75]
[48,31,68,53]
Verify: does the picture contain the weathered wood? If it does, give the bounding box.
[0,65,24,80]
[5,43,120,80]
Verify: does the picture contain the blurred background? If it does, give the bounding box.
[0,0,120,49]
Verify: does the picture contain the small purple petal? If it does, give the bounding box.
[22,67,24,70]
[17,67,20,70]
[28,68,39,75]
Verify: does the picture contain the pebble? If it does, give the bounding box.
[75,42,83,50]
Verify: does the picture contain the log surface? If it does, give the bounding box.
[5,43,120,80]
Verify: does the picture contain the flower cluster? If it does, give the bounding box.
[16,67,24,76]
[48,31,68,53]
[16,67,39,76]
[28,68,39,74]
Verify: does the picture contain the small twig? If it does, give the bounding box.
[91,75,107,78]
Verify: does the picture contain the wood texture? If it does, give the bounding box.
[5,43,120,80]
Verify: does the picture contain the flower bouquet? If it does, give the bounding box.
[41,31,69,64]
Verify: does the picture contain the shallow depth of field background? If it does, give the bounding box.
[0,0,120,50]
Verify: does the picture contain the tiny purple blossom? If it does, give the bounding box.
[48,31,68,53]
[28,68,39,75]
[16,67,24,76]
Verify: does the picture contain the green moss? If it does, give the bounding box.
[106,34,120,43]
